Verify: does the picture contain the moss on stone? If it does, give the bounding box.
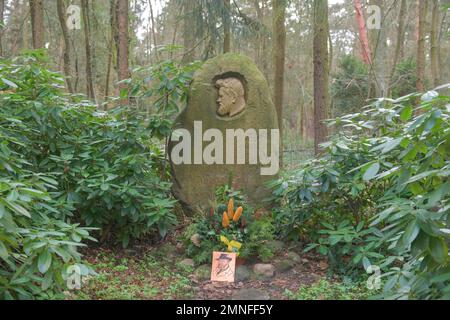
[169,54,279,214]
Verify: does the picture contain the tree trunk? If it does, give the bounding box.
[354,0,372,65]
[223,0,231,53]
[182,0,196,63]
[56,0,74,93]
[148,0,160,61]
[29,0,44,49]
[430,0,440,87]
[369,0,387,97]
[254,0,269,80]
[416,0,428,95]
[388,0,407,96]
[300,101,314,143]
[313,0,330,155]
[81,0,96,102]
[105,0,116,102]
[10,0,22,55]
[0,0,4,56]
[254,0,263,66]
[116,0,130,101]
[437,4,446,86]
[273,0,286,163]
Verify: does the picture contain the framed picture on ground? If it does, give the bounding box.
[210,252,237,283]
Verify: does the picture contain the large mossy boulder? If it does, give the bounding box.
[169,53,279,214]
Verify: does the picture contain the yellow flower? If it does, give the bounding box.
[220,236,242,256]
[222,212,230,228]
[233,206,243,222]
[227,199,234,220]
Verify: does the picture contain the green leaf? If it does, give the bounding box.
[381,138,403,154]
[38,250,52,274]
[21,188,47,198]
[42,272,53,291]
[430,272,450,284]
[356,221,365,232]
[0,242,9,261]
[406,170,439,184]
[329,235,342,245]
[119,88,129,99]
[363,163,380,181]
[1,78,18,88]
[318,246,328,255]
[402,220,420,246]
[400,105,413,122]
[429,237,447,264]
[428,183,449,206]
[0,203,6,219]
[362,257,372,272]
[321,221,335,230]
[303,243,318,253]
[384,275,398,292]
[5,200,31,218]
[121,234,130,248]
[412,231,429,252]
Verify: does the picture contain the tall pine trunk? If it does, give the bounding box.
[0,0,4,56]
[313,0,330,155]
[56,0,74,93]
[148,0,160,61]
[182,0,196,63]
[254,0,269,80]
[105,0,116,102]
[430,0,440,87]
[416,0,428,95]
[388,0,407,96]
[30,0,44,49]
[81,0,96,102]
[116,0,130,102]
[273,0,286,163]
[369,0,387,97]
[223,0,231,53]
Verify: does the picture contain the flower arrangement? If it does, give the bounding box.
[220,199,244,255]
[183,186,276,264]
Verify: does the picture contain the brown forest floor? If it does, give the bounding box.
[67,232,332,300]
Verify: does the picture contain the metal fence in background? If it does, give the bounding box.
[283,148,315,170]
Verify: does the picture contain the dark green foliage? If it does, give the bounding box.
[390,58,419,98]
[0,146,96,299]
[240,217,275,262]
[271,88,450,299]
[332,56,419,117]
[130,47,201,119]
[0,52,97,299]
[0,51,183,298]
[0,53,177,247]
[332,55,369,116]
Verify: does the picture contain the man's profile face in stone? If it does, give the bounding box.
[215,78,246,117]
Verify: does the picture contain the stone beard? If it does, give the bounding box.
[216,78,246,118]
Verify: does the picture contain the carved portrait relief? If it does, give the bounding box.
[215,77,246,118]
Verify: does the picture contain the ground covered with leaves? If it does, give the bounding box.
[67,234,373,301]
